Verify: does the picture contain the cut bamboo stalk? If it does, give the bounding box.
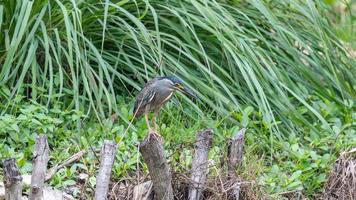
[29,135,50,200]
[188,129,213,200]
[94,140,117,200]
[139,133,173,200]
[3,158,22,200]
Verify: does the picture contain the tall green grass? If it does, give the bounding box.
[0,0,355,138]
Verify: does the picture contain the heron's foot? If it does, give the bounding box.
[148,128,154,134]
[148,130,164,143]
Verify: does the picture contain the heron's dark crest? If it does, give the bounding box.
[163,76,184,85]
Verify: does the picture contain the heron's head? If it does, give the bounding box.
[164,76,197,100]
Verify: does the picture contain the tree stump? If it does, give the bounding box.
[139,133,173,200]
[227,128,246,200]
[29,135,50,200]
[3,158,22,200]
[188,129,213,200]
[227,128,246,177]
[94,140,117,200]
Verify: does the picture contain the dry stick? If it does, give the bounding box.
[139,133,174,200]
[231,184,241,200]
[45,150,86,181]
[227,128,246,200]
[133,181,153,200]
[29,135,50,200]
[94,140,117,200]
[3,158,22,200]
[188,129,214,200]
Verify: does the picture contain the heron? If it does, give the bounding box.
[133,76,197,138]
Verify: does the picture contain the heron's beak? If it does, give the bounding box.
[178,85,198,100]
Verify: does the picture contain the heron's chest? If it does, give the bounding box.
[152,89,174,108]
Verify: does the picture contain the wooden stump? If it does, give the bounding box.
[94,140,117,200]
[3,158,22,200]
[29,135,50,200]
[227,128,246,177]
[139,133,173,200]
[188,129,213,200]
[227,128,246,200]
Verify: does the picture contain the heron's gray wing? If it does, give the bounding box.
[133,79,157,117]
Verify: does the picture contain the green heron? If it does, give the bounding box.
[133,76,197,136]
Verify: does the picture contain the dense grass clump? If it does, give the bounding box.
[1,0,355,134]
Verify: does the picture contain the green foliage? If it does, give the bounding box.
[0,100,85,173]
[258,93,355,197]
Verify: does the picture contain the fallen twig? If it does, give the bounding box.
[45,150,86,181]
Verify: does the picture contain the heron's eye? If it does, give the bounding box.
[175,83,184,89]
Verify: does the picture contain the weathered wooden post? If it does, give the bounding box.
[139,133,174,200]
[188,129,213,200]
[3,158,22,200]
[227,128,246,200]
[29,135,50,200]
[95,140,117,200]
[227,128,246,176]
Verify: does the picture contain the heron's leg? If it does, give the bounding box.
[145,113,152,132]
[153,109,159,132]
[150,109,163,143]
